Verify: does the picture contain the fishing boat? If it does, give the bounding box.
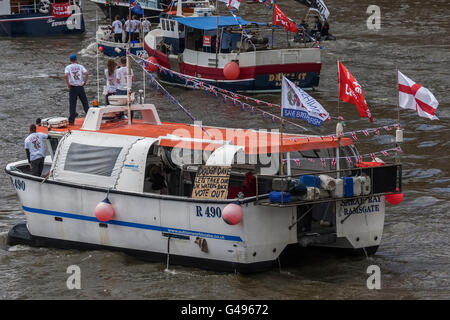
[0,0,85,37]
[96,24,147,57]
[6,71,403,272]
[91,0,167,22]
[144,0,322,92]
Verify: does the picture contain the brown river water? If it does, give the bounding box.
[0,0,449,299]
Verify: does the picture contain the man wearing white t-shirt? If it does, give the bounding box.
[142,18,151,36]
[124,16,132,43]
[64,54,89,124]
[132,15,141,41]
[112,15,123,43]
[24,124,48,177]
[116,56,134,95]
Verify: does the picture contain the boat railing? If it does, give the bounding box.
[112,0,159,8]
[236,25,319,53]
[254,163,402,207]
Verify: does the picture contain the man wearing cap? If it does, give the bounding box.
[64,54,89,125]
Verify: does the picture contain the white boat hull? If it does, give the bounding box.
[7,159,386,272]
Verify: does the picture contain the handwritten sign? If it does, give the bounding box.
[192,166,231,200]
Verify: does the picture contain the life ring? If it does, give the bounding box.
[39,0,51,14]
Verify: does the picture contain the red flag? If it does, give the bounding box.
[273,4,298,33]
[338,61,373,122]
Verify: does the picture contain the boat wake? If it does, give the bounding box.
[79,42,98,58]
[7,244,31,252]
[164,268,178,275]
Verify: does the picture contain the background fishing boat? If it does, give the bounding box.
[96,24,147,57]
[144,1,322,93]
[90,0,169,22]
[0,0,85,36]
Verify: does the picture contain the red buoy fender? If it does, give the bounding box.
[385,191,404,205]
[145,56,159,73]
[223,61,240,80]
[95,197,115,222]
[222,203,243,225]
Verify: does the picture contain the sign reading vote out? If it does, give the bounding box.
[192,166,231,200]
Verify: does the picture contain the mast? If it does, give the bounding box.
[336,59,341,178]
[127,4,132,124]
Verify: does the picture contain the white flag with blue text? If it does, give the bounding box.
[281,77,329,126]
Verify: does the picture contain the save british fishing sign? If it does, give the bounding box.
[281,77,329,126]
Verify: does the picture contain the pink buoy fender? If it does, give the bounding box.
[95,197,115,222]
[145,56,159,73]
[98,46,104,52]
[223,61,240,80]
[385,188,404,205]
[222,203,243,225]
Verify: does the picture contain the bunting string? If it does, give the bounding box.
[131,54,311,132]
[130,54,210,136]
[131,54,402,139]
[284,146,403,168]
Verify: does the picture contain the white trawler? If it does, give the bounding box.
[6,47,403,272]
[6,100,402,272]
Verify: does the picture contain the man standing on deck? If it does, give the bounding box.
[124,16,132,43]
[116,56,134,95]
[24,124,48,177]
[112,15,123,43]
[64,54,89,125]
[132,15,141,41]
[142,18,151,36]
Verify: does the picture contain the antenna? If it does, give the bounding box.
[96,10,100,105]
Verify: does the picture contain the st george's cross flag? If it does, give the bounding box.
[218,0,241,9]
[398,71,439,120]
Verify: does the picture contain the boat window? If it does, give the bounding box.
[178,23,184,33]
[171,148,204,166]
[170,20,175,32]
[64,143,122,176]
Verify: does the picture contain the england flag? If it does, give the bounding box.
[398,71,439,120]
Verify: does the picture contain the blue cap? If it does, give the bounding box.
[69,54,77,61]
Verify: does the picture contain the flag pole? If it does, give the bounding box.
[337,59,340,118]
[280,77,284,177]
[395,67,402,165]
[336,59,341,178]
[396,67,400,124]
[127,4,132,125]
[96,10,100,105]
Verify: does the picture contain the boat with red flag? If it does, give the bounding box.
[143,0,322,92]
[5,53,404,272]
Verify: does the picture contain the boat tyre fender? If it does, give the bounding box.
[39,0,51,14]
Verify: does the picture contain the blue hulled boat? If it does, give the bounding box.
[0,0,85,37]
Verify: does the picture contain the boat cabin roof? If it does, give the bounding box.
[173,16,263,31]
[38,104,353,155]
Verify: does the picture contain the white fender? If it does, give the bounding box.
[39,0,51,14]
